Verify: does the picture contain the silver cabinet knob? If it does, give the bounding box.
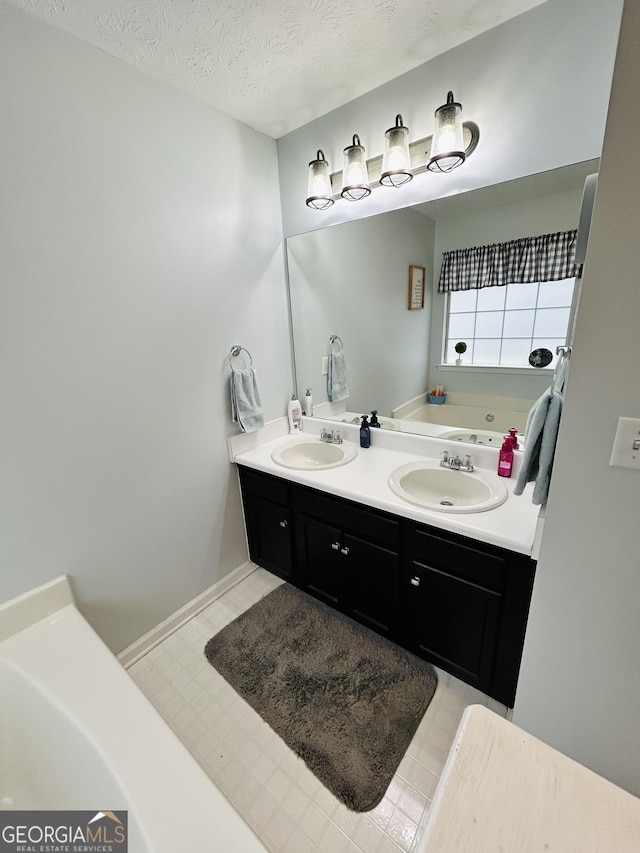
[331,542,340,550]
[279,520,288,528]
[410,576,421,587]
[340,546,349,556]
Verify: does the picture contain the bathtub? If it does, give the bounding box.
[0,576,266,853]
[392,391,532,440]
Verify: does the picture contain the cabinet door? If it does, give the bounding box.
[344,533,400,638]
[407,564,501,692]
[296,515,344,607]
[247,494,294,581]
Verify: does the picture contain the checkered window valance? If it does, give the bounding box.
[438,229,582,293]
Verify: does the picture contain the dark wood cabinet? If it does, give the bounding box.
[237,464,535,707]
[238,467,294,581]
[402,523,535,706]
[295,513,343,607]
[294,485,401,638]
[404,563,501,692]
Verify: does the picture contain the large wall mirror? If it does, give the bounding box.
[286,159,598,446]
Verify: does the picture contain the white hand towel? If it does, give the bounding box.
[513,387,563,505]
[328,338,349,403]
[230,367,264,433]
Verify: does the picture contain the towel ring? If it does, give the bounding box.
[229,345,253,369]
[552,345,571,392]
[329,334,344,351]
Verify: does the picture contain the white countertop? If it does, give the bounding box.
[232,420,540,556]
[416,705,640,852]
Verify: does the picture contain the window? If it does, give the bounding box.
[445,278,575,367]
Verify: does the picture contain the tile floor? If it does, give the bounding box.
[128,567,508,853]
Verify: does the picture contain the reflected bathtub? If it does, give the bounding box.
[0,577,266,853]
[404,401,528,436]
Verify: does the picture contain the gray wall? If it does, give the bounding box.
[0,2,291,653]
[277,0,622,238]
[513,0,640,797]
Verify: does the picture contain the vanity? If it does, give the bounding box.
[233,421,539,708]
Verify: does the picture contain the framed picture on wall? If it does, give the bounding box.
[408,265,426,310]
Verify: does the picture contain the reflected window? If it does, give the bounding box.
[445,278,575,367]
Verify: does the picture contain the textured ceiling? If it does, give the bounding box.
[8,0,549,137]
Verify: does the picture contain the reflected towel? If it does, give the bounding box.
[230,367,264,433]
[328,339,349,403]
[513,387,563,505]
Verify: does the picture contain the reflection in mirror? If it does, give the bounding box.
[287,160,598,447]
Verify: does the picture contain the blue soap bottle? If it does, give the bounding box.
[359,415,371,448]
[370,410,381,428]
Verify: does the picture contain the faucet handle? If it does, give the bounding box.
[441,450,449,462]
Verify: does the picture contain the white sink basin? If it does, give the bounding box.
[271,438,358,471]
[388,460,508,513]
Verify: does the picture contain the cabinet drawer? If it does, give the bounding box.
[239,466,290,506]
[412,527,505,592]
[294,486,401,548]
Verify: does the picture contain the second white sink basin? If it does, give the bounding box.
[271,438,358,471]
[389,460,508,513]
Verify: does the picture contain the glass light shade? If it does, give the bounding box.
[427,91,466,173]
[341,134,371,201]
[380,115,413,187]
[306,150,334,210]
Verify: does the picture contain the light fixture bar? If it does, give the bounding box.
[327,122,479,199]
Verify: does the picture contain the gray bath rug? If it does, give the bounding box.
[204,583,437,812]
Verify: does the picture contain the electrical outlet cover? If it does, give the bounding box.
[609,417,640,469]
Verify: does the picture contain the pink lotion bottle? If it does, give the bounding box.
[498,435,515,478]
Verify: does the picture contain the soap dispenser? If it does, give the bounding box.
[498,435,514,478]
[370,410,381,428]
[359,415,371,448]
[305,388,313,417]
[507,427,520,449]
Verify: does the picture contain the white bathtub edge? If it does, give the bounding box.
[0,575,75,644]
[0,593,268,852]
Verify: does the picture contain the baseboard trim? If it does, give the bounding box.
[117,561,257,669]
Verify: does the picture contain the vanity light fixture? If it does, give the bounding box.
[306,150,334,210]
[305,91,480,210]
[427,91,466,173]
[380,115,413,187]
[341,134,371,201]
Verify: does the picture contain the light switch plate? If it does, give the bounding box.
[609,417,640,469]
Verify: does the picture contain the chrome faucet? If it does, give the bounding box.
[320,428,343,444]
[440,450,474,472]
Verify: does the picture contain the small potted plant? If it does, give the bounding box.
[454,341,467,366]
